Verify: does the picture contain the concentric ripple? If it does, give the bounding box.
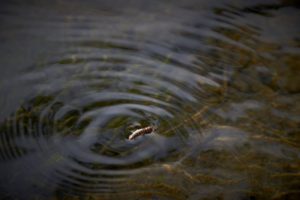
[0,1,223,197]
[0,41,215,196]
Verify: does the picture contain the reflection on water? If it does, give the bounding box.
[0,0,299,199]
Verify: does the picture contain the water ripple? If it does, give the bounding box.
[1,0,299,199]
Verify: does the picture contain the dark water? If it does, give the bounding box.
[0,0,299,199]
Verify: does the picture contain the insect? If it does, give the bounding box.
[128,125,157,140]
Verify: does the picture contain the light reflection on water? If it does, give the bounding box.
[0,0,299,199]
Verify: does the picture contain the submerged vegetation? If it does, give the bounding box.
[0,0,299,199]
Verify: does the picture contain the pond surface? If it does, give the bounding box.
[0,0,299,199]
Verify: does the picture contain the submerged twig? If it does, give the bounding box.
[127,105,212,141]
[161,105,211,136]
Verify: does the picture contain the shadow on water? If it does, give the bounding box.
[0,0,299,199]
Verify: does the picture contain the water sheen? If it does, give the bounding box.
[0,0,299,199]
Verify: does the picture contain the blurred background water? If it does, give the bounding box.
[0,0,299,199]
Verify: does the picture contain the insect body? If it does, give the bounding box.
[128,126,157,140]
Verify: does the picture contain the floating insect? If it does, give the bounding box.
[128,125,157,140]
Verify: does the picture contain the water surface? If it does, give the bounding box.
[0,0,299,199]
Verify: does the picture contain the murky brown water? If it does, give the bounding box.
[0,0,299,199]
